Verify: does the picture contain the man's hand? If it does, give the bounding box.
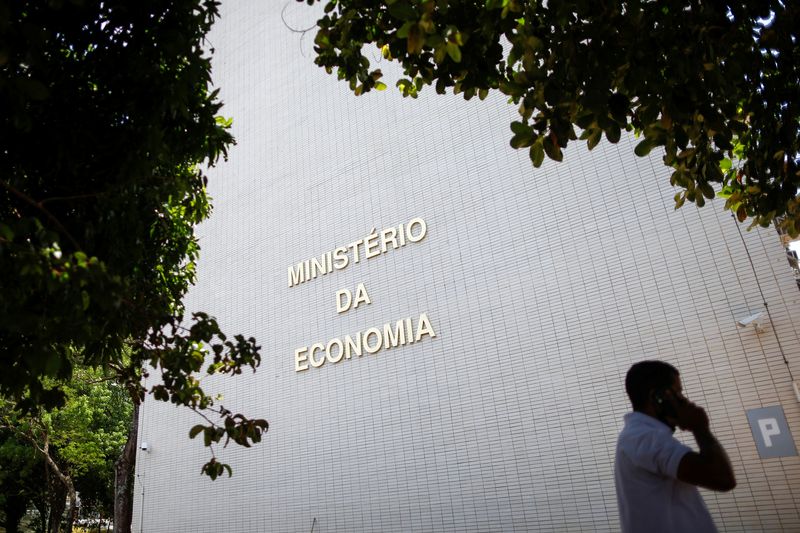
[670,393,737,492]
[670,393,710,434]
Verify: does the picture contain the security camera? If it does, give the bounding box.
[141,441,149,452]
[737,311,764,328]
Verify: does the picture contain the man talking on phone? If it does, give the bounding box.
[615,360,736,532]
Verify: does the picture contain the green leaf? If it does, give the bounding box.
[699,182,715,200]
[510,131,534,149]
[542,137,563,162]
[397,21,413,38]
[510,121,529,135]
[189,424,205,439]
[587,129,602,150]
[446,42,461,63]
[434,45,447,64]
[670,168,690,187]
[387,1,417,21]
[634,139,654,157]
[214,116,233,128]
[0,223,14,241]
[605,123,621,144]
[530,140,544,167]
[407,24,424,54]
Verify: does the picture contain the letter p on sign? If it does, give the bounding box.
[747,406,798,459]
[757,418,780,447]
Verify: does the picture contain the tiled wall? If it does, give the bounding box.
[132,2,800,531]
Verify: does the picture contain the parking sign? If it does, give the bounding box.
[746,406,798,459]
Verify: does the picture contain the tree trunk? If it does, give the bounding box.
[114,400,140,533]
[65,482,77,532]
[40,436,75,533]
[47,472,66,533]
[32,496,48,533]
[2,493,28,533]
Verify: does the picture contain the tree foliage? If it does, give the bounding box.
[301,0,800,235]
[49,368,132,520]
[0,367,132,532]
[0,429,44,533]
[0,0,267,485]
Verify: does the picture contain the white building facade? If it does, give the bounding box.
[133,3,800,531]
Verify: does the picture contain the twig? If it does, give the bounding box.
[190,407,221,458]
[190,406,218,427]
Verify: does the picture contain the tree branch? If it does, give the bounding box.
[39,192,102,205]
[0,416,72,491]
[85,375,120,385]
[0,179,82,251]
[190,406,218,428]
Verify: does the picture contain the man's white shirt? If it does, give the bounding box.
[615,411,717,533]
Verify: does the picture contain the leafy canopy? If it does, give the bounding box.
[0,429,43,531]
[0,0,266,477]
[301,0,800,235]
[0,367,132,523]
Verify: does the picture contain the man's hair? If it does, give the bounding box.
[625,360,679,410]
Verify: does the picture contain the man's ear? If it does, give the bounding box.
[649,389,663,409]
